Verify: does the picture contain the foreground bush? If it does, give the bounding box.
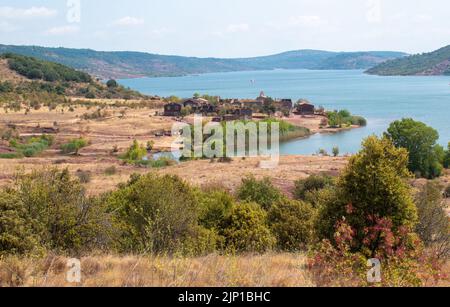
[268,200,316,251]
[107,174,215,255]
[0,169,108,255]
[221,202,275,253]
[309,217,444,287]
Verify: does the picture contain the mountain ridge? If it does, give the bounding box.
[0,44,407,79]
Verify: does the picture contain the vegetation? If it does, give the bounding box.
[237,176,283,210]
[385,118,444,178]
[367,45,450,76]
[326,109,367,128]
[2,53,91,82]
[316,136,417,251]
[414,181,449,258]
[60,138,88,155]
[2,135,54,158]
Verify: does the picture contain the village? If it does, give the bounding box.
[162,91,319,121]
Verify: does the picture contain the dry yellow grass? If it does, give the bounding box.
[0,253,314,287]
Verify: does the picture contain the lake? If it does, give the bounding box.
[119,70,450,155]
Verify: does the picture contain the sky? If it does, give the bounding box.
[0,0,449,58]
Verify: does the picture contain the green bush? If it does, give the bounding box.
[0,190,41,256]
[1,168,108,254]
[121,140,147,162]
[236,176,283,210]
[445,185,450,198]
[444,142,450,169]
[221,202,275,253]
[60,138,88,155]
[294,174,335,205]
[107,174,204,254]
[268,199,316,251]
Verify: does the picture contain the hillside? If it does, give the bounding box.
[366,45,450,76]
[0,53,148,100]
[0,45,406,79]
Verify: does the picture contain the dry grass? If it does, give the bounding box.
[0,253,314,287]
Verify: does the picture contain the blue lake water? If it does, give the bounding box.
[119,70,450,155]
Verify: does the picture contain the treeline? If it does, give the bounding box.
[2,53,92,83]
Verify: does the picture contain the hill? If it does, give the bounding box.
[0,53,148,100]
[0,44,406,79]
[366,45,450,76]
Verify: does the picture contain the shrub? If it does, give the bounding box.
[415,181,449,258]
[444,142,450,169]
[197,188,234,231]
[104,166,117,176]
[1,168,108,254]
[294,174,335,204]
[121,140,147,162]
[60,138,88,155]
[236,176,283,210]
[385,118,443,178]
[332,146,340,157]
[268,199,316,251]
[107,174,204,254]
[308,217,441,287]
[76,169,92,183]
[445,185,450,198]
[221,202,275,253]
[0,190,41,256]
[316,136,418,253]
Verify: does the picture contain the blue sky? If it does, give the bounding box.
[0,0,449,57]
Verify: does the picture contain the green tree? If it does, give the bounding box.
[385,118,443,178]
[317,136,418,254]
[444,142,450,169]
[121,140,147,162]
[106,79,118,88]
[294,174,335,205]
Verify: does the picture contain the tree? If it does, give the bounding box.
[294,174,335,204]
[385,118,443,178]
[332,146,340,157]
[444,142,450,169]
[316,136,418,254]
[106,79,118,88]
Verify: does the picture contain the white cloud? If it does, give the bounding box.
[114,16,145,27]
[288,15,327,27]
[45,25,80,36]
[0,6,57,19]
[226,23,250,33]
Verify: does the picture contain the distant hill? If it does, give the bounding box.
[366,45,450,76]
[0,44,406,79]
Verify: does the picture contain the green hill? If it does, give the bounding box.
[2,53,91,83]
[366,45,450,76]
[0,44,406,79]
